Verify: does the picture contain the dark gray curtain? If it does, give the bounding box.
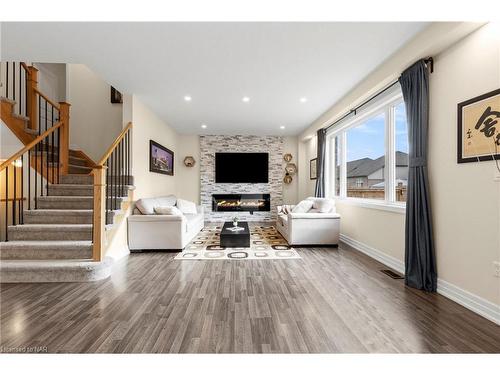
[314,128,326,197]
[399,60,437,292]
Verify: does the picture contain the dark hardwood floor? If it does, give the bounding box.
[1,243,499,353]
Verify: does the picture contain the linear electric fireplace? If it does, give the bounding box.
[212,194,271,213]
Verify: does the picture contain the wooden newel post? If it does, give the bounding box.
[27,66,38,131]
[58,102,71,175]
[92,166,107,261]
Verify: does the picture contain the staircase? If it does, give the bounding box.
[0,173,133,282]
[1,61,134,282]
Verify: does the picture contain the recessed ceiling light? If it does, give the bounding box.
[242,96,250,103]
[280,125,285,130]
[201,124,207,129]
[300,97,308,103]
[184,95,192,102]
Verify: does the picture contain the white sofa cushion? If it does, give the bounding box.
[154,206,183,215]
[177,198,198,215]
[306,197,335,213]
[135,195,177,215]
[292,200,314,213]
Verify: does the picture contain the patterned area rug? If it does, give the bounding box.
[175,225,301,260]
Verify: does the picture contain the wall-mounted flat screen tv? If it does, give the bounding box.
[215,152,269,183]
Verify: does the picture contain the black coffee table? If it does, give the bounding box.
[220,222,250,248]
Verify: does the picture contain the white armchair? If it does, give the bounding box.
[276,198,340,246]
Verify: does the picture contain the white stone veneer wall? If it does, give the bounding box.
[200,135,283,222]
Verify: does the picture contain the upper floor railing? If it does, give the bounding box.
[0,122,63,241]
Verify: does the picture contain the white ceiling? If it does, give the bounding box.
[1,22,428,135]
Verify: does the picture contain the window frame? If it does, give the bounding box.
[325,91,407,214]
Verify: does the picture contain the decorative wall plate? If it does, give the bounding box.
[283,153,292,162]
[285,163,297,175]
[283,174,292,184]
[183,156,196,167]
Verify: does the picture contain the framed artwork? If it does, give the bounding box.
[150,140,174,175]
[110,86,123,104]
[457,88,500,163]
[310,158,317,180]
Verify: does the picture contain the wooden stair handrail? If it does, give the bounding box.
[20,62,30,72]
[0,121,63,172]
[97,122,133,166]
[33,87,61,111]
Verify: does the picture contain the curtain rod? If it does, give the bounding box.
[324,57,433,133]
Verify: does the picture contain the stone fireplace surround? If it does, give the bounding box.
[200,135,283,222]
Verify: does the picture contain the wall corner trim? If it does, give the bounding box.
[339,234,500,326]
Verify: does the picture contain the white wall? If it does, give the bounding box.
[35,63,66,102]
[298,135,318,200]
[296,23,500,315]
[175,134,200,204]
[131,95,178,199]
[428,24,500,305]
[67,64,123,161]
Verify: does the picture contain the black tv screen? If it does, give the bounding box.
[215,152,269,183]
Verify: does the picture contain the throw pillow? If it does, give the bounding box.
[135,197,158,215]
[280,204,294,214]
[176,198,198,215]
[154,206,183,215]
[291,200,314,213]
[314,199,334,213]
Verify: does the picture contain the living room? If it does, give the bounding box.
[1,1,500,373]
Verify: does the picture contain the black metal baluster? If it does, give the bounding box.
[113,150,117,210]
[57,128,60,184]
[20,155,24,224]
[6,62,9,99]
[109,153,114,210]
[38,95,41,136]
[5,166,8,242]
[13,159,17,226]
[24,66,27,117]
[51,107,55,185]
[28,149,31,210]
[18,63,21,116]
[34,143,38,208]
[46,133,49,196]
[106,160,110,225]
[119,141,122,199]
[12,62,16,103]
[39,140,44,197]
[127,131,130,182]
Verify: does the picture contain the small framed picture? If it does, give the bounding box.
[150,140,174,176]
[110,86,123,104]
[310,158,317,180]
[457,88,500,163]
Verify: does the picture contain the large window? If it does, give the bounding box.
[395,102,409,202]
[327,91,408,207]
[345,112,385,200]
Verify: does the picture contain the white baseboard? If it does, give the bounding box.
[339,234,500,326]
[340,234,405,274]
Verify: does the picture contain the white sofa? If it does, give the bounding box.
[276,197,340,246]
[128,195,204,250]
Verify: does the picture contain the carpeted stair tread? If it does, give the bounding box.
[8,224,93,241]
[0,241,93,260]
[23,209,119,224]
[48,184,94,196]
[60,174,94,185]
[0,258,113,282]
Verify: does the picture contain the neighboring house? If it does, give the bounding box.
[347,151,408,188]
